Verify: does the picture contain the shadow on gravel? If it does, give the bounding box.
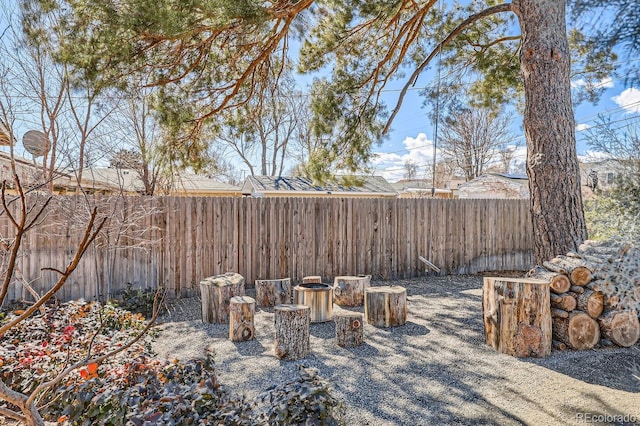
[233,339,267,357]
[369,321,430,337]
[156,275,638,425]
[310,321,335,338]
[525,348,640,393]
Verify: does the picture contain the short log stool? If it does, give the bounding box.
[200,272,245,323]
[302,275,322,284]
[274,304,310,360]
[229,296,256,342]
[335,312,364,347]
[255,278,292,307]
[364,286,407,327]
[333,275,371,306]
[483,277,551,357]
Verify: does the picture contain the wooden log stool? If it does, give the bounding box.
[335,312,364,347]
[333,275,371,306]
[200,272,245,323]
[483,277,552,357]
[254,278,292,307]
[302,275,322,284]
[274,304,311,360]
[364,286,407,327]
[229,296,256,342]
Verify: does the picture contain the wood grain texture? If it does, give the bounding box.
[229,296,255,342]
[364,286,407,328]
[483,277,552,357]
[2,197,534,303]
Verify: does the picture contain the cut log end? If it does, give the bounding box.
[598,310,640,348]
[552,312,600,350]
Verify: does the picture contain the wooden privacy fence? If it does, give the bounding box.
[1,196,534,302]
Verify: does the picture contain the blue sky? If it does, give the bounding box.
[365,70,640,183]
[2,1,639,184]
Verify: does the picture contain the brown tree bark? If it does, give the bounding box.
[364,286,407,328]
[597,310,640,347]
[552,311,600,350]
[200,272,245,324]
[229,296,255,342]
[514,0,588,264]
[254,278,292,307]
[335,311,364,347]
[333,275,371,306]
[483,277,552,357]
[274,304,311,360]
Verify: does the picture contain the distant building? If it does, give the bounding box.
[579,159,627,198]
[78,168,242,196]
[241,175,398,198]
[391,178,467,198]
[457,173,530,199]
[0,151,240,196]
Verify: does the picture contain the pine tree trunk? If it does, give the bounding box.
[514,0,587,263]
[200,273,245,324]
[552,311,600,350]
[597,310,640,347]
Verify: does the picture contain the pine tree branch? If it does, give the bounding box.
[384,2,514,134]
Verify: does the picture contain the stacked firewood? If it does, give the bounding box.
[527,240,640,351]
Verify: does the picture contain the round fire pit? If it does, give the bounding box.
[293,283,333,322]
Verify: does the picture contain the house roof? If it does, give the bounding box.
[458,173,528,189]
[241,175,398,196]
[493,173,528,180]
[79,168,241,194]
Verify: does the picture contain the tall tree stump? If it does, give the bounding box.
[254,278,292,307]
[229,296,255,342]
[483,277,552,357]
[302,276,322,284]
[597,310,640,347]
[552,312,600,350]
[364,286,407,327]
[200,272,245,324]
[274,304,311,360]
[333,275,371,306]
[335,312,364,347]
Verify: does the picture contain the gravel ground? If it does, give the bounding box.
[152,275,640,426]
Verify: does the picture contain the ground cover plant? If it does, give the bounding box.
[0,300,344,425]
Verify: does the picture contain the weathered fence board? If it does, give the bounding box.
[1,196,534,302]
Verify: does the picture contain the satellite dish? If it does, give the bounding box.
[0,121,14,146]
[22,130,50,157]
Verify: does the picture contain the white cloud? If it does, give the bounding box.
[371,133,436,182]
[576,123,591,132]
[612,87,640,113]
[571,77,614,90]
